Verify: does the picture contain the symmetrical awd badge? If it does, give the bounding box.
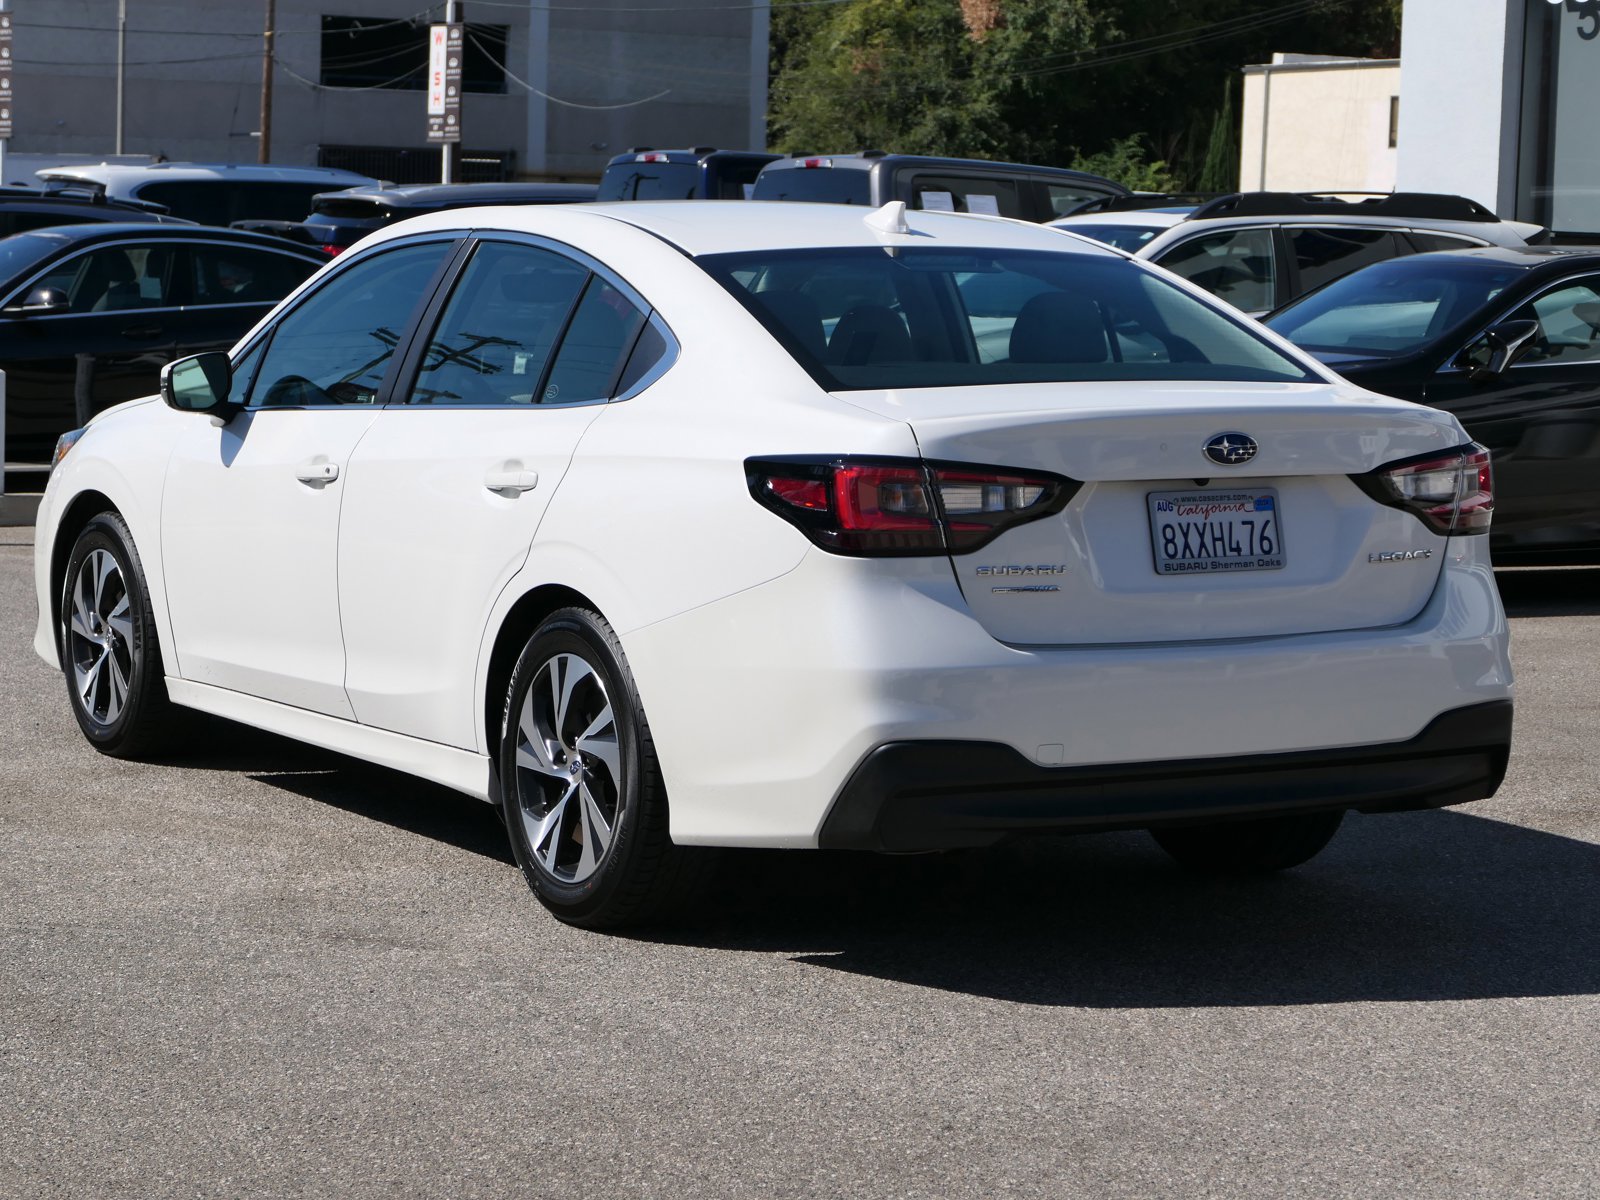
[1204,432,1258,466]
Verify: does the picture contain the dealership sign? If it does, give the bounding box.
[427,23,462,144]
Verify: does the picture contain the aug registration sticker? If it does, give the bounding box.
[1147,489,1285,575]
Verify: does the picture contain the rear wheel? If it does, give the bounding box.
[500,607,708,928]
[1150,809,1345,873]
[61,512,183,758]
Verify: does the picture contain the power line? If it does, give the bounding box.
[465,31,671,110]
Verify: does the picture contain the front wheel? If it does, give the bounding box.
[60,512,183,758]
[499,607,709,928]
[1150,809,1345,874]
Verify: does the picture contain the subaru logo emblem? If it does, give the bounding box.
[1204,432,1258,466]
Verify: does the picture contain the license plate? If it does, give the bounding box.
[1147,489,1286,575]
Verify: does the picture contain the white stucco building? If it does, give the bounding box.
[1239,54,1400,195]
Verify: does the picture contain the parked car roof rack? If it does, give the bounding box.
[1189,191,1499,223]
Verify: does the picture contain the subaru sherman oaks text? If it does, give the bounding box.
[34,200,1514,928]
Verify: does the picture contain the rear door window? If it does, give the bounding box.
[1156,228,1277,312]
[542,278,649,404]
[1040,179,1117,219]
[404,241,588,406]
[1405,231,1487,253]
[189,245,319,305]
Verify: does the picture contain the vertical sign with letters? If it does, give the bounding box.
[426,23,462,143]
[0,12,14,141]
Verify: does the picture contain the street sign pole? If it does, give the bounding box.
[429,1,462,183]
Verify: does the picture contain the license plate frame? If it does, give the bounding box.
[1147,488,1286,576]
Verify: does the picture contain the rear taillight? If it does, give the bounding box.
[746,457,1076,556]
[799,157,833,169]
[320,244,344,256]
[636,152,670,163]
[1355,443,1493,536]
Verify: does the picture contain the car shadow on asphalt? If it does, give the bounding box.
[1495,567,1600,616]
[157,714,514,865]
[652,808,1600,1007]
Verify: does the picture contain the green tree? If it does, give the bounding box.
[769,0,1404,188]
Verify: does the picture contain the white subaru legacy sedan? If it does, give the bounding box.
[33,201,1513,927]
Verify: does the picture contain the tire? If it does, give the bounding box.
[1150,809,1345,874]
[60,512,184,758]
[499,607,710,929]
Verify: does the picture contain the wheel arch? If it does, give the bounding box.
[481,583,600,771]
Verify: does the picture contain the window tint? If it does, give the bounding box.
[250,241,450,407]
[542,279,648,405]
[701,247,1315,391]
[909,174,1025,219]
[191,245,318,305]
[1158,228,1276,312]
[1507,277,1600,367]
[1290,227,1404,294]
[406,241,587,406]
[1405,231,1484,254]
[34,244,178,312]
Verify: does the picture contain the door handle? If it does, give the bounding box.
[484,467,538,495]
[294,459,339,486]
[120,323,162,339]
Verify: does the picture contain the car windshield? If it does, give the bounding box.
[699,246,1317,390]
[1265,256,1528,360]
[1054,223,1165,252]
[0,233,69,291]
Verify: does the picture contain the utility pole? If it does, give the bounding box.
[114,0,126,154]
[442,0,460,184]
[258,0,275,164]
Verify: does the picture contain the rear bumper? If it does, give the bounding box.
[819,700,1513,851]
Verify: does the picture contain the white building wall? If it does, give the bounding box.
[1394,0,1521,213]
[1239,56,1399,194]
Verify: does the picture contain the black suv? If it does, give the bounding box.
[0,185,190,236]
[750,153,1128,222]
[246,181,600,253]
[598,148,780,201]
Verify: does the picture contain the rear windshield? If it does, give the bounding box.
[598,162,703,201]
[751,167,874,206]
[312,196,388,220]
[1054,223,1164,253]
[136,181,333,224]
[699,246,1318,391]
[1265,256,1526,360]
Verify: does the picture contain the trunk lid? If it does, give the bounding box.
[838,380,1466,645]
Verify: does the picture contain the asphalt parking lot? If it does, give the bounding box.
[2,526,1597,1199]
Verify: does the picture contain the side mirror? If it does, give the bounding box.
[2,286,70,316]
[160,352,235,417]
[1459,319,1540,380]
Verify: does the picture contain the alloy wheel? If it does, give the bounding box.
[513,652,623,884]
[67,548,135,727]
